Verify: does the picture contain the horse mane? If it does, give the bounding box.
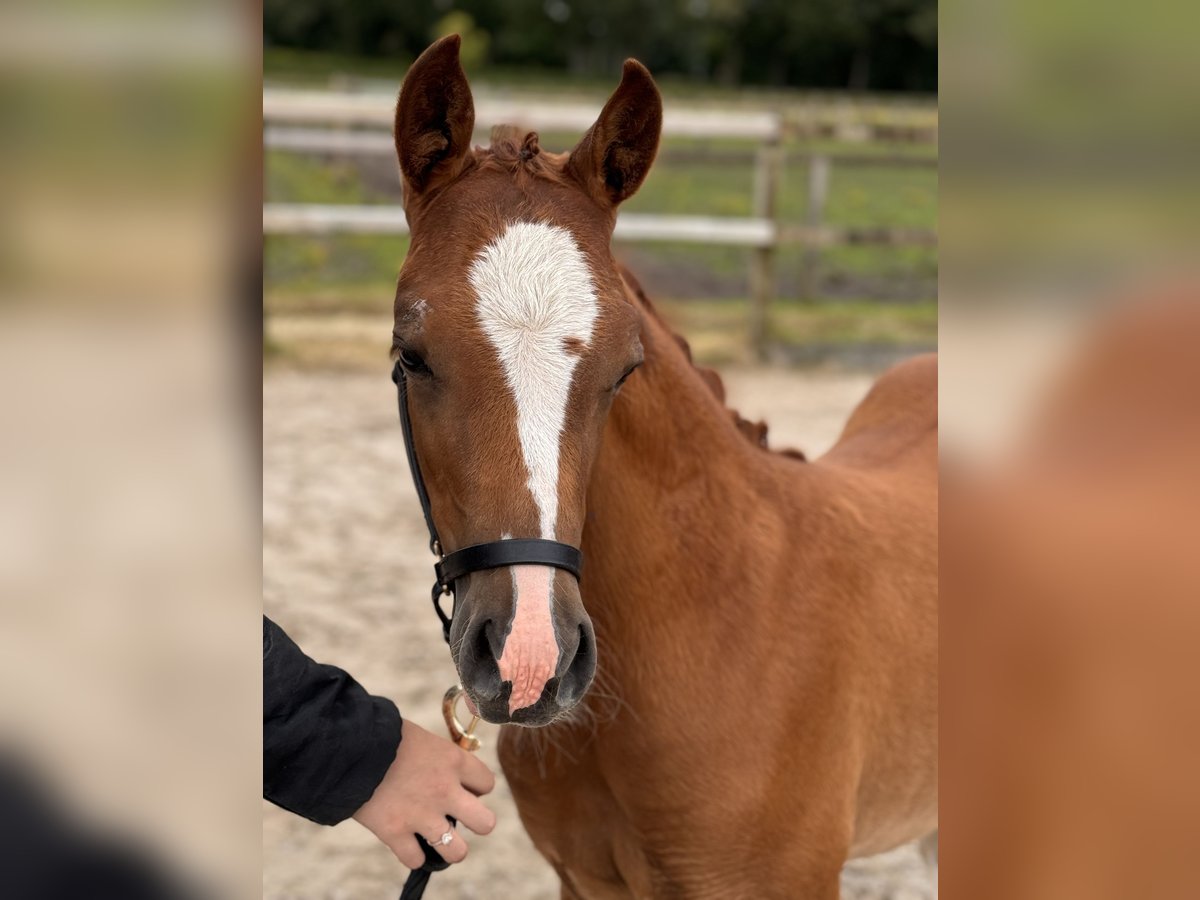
[474,127,571,186]
[617,265,807,461]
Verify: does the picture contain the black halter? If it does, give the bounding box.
[391,361,584,644]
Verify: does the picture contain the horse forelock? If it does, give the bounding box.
[475,127,573,186]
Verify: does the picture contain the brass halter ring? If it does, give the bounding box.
[442,683,482,752]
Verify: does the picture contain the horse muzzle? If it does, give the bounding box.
[449,570,596,726]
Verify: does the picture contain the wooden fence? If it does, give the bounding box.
[263,88,936,359]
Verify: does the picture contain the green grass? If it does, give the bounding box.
[266,233,407,297]
[264,47,414,87]
[660,297,937,360]
[265,148,936,303]
[624,156,938,227]
[266,152,381,205]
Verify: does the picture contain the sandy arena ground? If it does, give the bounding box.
[263,365,936,899]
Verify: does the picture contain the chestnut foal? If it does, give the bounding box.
[392,36,937,899]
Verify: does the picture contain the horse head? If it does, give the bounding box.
[392,35,661,726]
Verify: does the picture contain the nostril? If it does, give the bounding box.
[557,622,597,706]
[461,618,503,700]
[575,622,592,664]
[467,617,510,666]
[476,618,498,662]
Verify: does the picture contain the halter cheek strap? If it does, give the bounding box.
[391,362,583,644]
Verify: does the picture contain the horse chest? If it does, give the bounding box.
[498,732,658,896]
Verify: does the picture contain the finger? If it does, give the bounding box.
[450,790,497,836]
[425,823,468,864]
[458,752,496,796]
[390,834,425,871]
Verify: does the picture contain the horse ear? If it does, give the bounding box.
[394,35,475,198]
[566,60,662,208]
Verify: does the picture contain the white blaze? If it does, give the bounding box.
[470,220,599,538]
[469,220,599,712]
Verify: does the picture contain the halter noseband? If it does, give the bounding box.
[392,362,584,643]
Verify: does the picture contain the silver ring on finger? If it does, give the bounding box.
[429,828,455,847]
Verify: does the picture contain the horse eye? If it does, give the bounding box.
[398,347,431,376]
[613,361,641,392]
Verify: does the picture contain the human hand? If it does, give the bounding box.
[352,718,496,868]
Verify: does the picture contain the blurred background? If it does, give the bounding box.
[262,0,938,368]
[3,0,1196,897]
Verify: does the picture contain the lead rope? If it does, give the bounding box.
[391,361,579,899]
[397,686,482,900]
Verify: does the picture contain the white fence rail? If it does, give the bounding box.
[263,204,776,247]
[263,88,782,140]
[263,88,935,358]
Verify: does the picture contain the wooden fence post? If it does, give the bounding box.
[800,154,831,303]
[748,134,783,362]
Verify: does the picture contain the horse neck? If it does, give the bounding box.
[581,291,772,631]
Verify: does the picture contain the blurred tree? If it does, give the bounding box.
[263,0,937,92]
[263,0,440,59]
[431,12,491,70]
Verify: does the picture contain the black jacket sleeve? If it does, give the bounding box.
[263,616,401,825]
